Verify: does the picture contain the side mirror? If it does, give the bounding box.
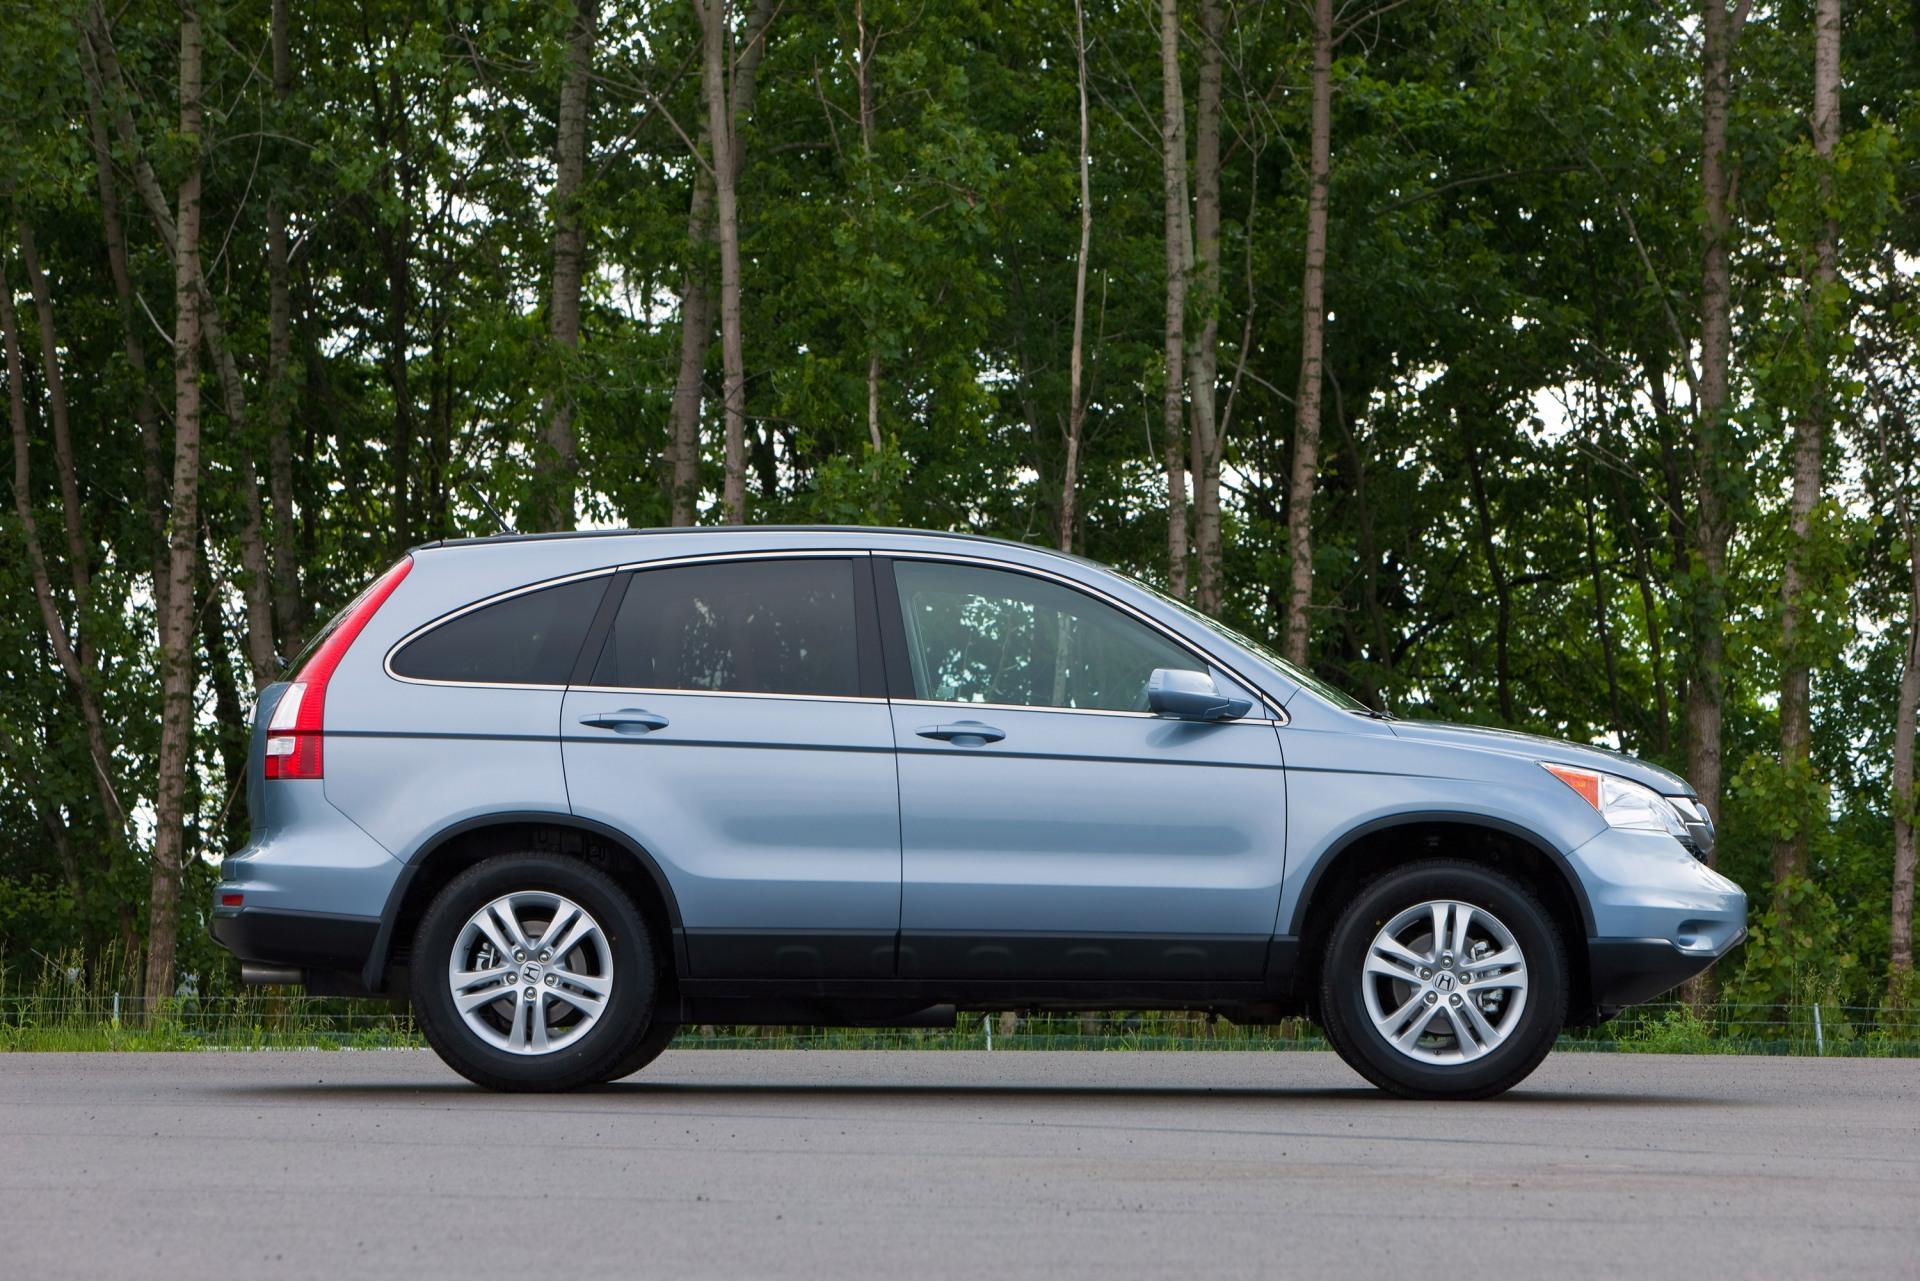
[1146,668,1253,722]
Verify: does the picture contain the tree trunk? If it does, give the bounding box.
[667,151,716,526]
[265,0,302,653]
[1677,0,1745,1016]
[536,0,596,533]
[1463,414,1516,723]
[856,0,884,454]
[1185,0,1225,613]
[699,0,749,524]
[15,222,91,647]
[147,0,208,1013]
[1687,0,1742,836]
[1581,458,1624,739]
[1893,514,1920,977]
[1284,0,1332,665]
[1,256,128,849]
[78,39,170,627]
[1772,0,1840,894]
[198,561,251,857]
[1057,0,1092,553]
[666,0,774,526]
[88,2,275,690]
[1158,0,1190,598]
[203,297,278,690]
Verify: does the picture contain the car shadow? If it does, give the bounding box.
[220,1079,1735,1108]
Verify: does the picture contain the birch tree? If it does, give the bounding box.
[146,0,208,1009]
[532,0,598,533]
[1772,0,1841,893]
[1283,0,1331,665]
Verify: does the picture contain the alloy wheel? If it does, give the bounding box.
[1360,899,1529,1065]
[447,890,613,1055]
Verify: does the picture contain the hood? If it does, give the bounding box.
[1384,719,1693,796]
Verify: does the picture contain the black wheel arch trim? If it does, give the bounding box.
[1282,810,1598,941]
[362,809,687,992]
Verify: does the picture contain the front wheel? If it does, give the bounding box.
[412,853,658,1091]
[1319,860,1567,1100]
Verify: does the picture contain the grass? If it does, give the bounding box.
[5,953,1918,1055]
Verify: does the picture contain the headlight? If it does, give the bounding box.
[1541,763,1690,839]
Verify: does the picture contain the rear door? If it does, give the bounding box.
[561,554,900,979]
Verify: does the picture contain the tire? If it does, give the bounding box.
[412,853,657,1092]
[1319,860,1567,1100]
[597,1016,681,1083]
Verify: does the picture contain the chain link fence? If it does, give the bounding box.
[3,994,1917,1055]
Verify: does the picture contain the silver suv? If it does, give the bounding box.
[213,526,1746,1097]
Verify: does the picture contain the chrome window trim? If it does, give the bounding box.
[384,549,876,695]
[882,550,1289,725]
[566,683,889,706]
[888,696,1280,726]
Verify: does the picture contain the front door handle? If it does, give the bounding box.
[916,720,1005,745]
[579,708,670,734]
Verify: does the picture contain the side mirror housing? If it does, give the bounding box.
[1146,668,1254,722]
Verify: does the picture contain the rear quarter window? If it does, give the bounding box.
[390,575,609,685]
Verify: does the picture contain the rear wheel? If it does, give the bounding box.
[412,853,657,1091]
[1319,860,1567,1100]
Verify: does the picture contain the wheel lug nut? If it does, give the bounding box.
[539,951,551,962]
[1424,992,1438,1005]
[1419,968,1432,980]
[544,975,555,985]
[524,987,536,1001]
[514,950,526,962]
[1449,994,1462,1007]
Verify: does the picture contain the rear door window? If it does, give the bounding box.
[591,558,862,697]
[390,576,609,685]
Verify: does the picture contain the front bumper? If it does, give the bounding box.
[1587,932,1745,1012]
[1568,823,1747,1015]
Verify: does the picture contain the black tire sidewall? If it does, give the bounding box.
[1322,862,1567,1100]
[598,1016,680,1084]
[412,854,655,1091]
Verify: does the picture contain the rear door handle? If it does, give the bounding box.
[578,708,670,734]
[916,721,1005,745]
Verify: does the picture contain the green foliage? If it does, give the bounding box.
[1722,877,1862,1014]
[0,0,1914,1009]
[1616,1005,1718,1055]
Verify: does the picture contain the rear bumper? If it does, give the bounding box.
[211,907,380,972]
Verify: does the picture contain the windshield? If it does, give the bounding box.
[1116,571,1372,712]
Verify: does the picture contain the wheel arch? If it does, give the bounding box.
[364,812,685,993]
[1286,813,1597,1021]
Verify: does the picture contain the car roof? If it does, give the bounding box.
[411,524,1091,564]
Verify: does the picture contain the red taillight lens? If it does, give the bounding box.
[264,556,412,780]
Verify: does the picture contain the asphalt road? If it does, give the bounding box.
[2,1050,1916,1280]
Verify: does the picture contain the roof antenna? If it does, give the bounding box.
[468,483,516,537]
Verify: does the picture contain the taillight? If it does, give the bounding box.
[265,556,413,780]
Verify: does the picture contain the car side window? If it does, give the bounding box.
[891,560,1204,712]
[390,576,609,685]
[591,558,862,698]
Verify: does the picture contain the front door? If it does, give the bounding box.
[879,557,1287,981]
[561,554,899,979]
